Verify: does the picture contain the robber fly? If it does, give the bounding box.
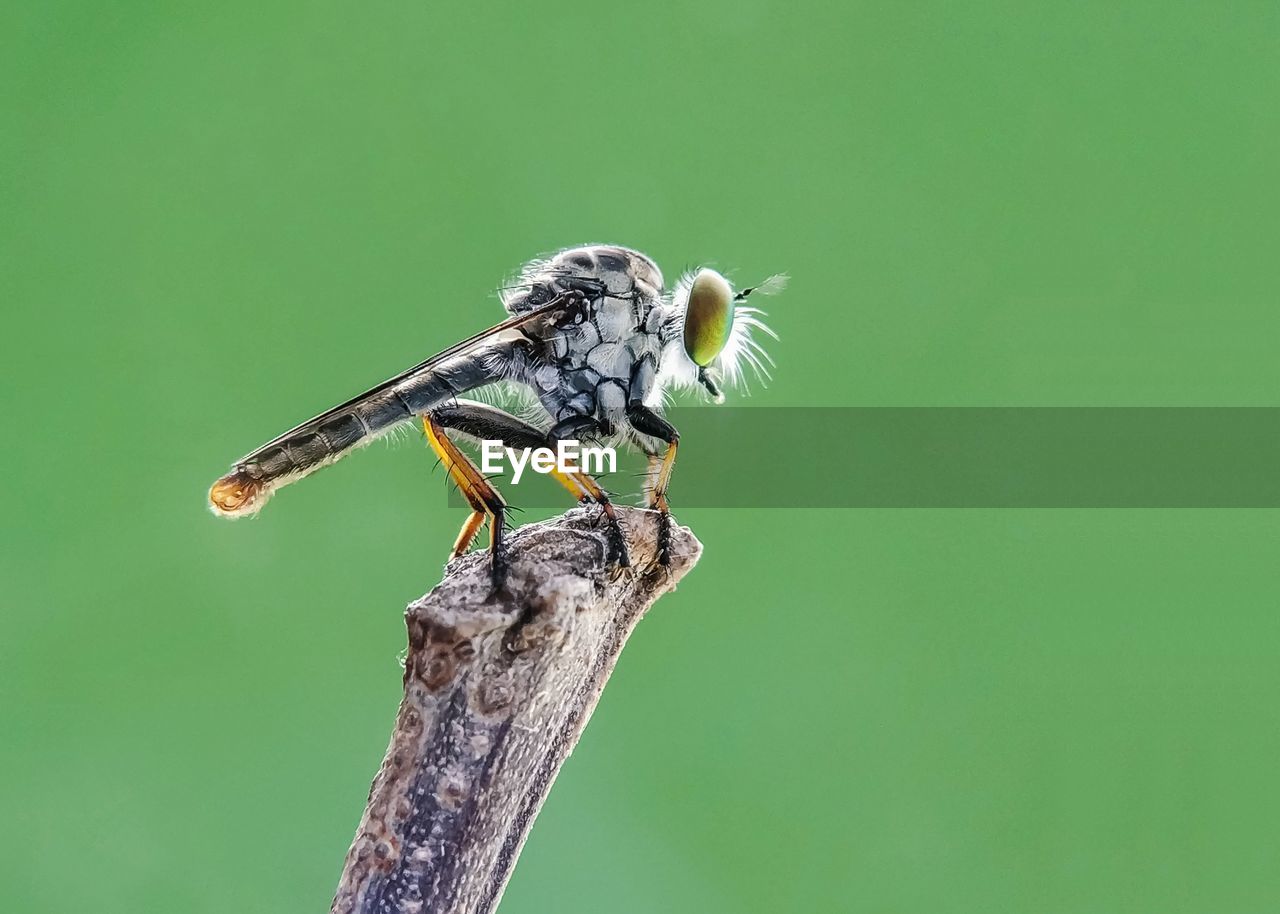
[209,245,781,583]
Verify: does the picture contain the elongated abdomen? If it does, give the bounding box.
[209,352,494,517]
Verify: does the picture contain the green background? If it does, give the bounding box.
[3,2,1278,912]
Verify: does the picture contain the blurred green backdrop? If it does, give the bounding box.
[3,2,1279,912]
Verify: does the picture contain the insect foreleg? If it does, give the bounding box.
[624,403,679,566]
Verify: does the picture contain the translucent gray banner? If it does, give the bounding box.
[450,408,1280,508]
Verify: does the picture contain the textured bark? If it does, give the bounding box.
[330,506,701,914]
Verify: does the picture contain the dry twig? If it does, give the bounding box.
[330,506,702,914]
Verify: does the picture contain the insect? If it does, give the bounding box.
[209,245,781,584]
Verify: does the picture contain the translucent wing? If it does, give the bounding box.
[244,294,573,457]
[211,294,577,516]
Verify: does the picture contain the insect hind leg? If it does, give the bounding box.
[432,401,631,568]
[422,414,509,588]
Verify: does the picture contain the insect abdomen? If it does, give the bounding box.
[209,353,494,517]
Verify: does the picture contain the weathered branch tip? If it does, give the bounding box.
[331,506,701,914]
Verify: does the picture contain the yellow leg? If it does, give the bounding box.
[426,401,631,569]
[450,510,486,559]
[423,416,508,582]
[548,468,589,502]
[651,440,678,510]
[547,467,630,568]
[643,441,679,565]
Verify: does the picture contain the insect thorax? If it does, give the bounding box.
[501,245,670,424]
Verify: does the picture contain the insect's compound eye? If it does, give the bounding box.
[681,268,734,367]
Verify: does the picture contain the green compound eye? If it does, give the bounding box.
[682,268,735,367]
